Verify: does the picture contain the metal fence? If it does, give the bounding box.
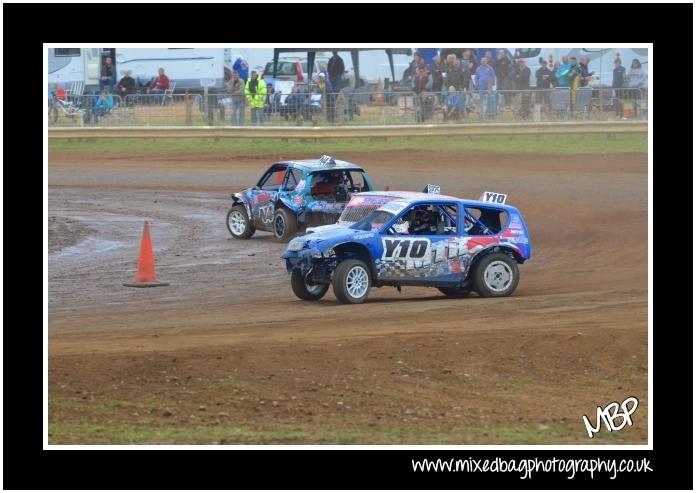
[48,87,648,127]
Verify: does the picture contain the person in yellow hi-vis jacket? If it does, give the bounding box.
[245,70,267,126]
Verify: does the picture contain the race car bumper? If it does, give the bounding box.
[281,248,320,260]
[282,248,320,273]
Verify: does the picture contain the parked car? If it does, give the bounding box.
[226,156,375,241]
[261,57,363,90]
[281,189,531,303]
[261,59,306,87]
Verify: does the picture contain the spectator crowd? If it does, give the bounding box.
[49,49,648,125]
[401,49,647,121]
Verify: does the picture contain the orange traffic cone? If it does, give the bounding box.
[123,221,169,288]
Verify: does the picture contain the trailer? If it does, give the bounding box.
[48,47,234,93]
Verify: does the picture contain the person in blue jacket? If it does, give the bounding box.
[95,90,114,118]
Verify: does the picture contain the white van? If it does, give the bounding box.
[261,55,365,88]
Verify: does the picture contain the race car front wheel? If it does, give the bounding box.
[291,269,329,301]
[226,205,255,239]
[273,208,298,242]
[333,259,371,304]
[472,252,519,298]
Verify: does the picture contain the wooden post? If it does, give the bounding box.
[185,90,192,126]
[203,86,210,125]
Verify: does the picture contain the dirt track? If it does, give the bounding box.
[48,149,648,444]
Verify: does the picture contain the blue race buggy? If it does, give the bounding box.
[227,155,375,241]
[281,190,532,303]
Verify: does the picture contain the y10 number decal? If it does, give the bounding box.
[381,238,430,259]
[480,191,507,204]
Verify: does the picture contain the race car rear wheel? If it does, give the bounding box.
[472,253,519,298]
[290,269,329,301]
[438,287,472,298]
[273,208,298,242]
[226,205,255,239]
[333,259,371,304]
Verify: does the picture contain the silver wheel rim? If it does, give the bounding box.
[274,215,285,237]
[306,280,324,295]
[304,270,324,295]
[484,260,513,292]
[346,265,369,299]
[228,210,246,236]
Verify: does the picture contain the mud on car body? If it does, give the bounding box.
[281,190,532,304]
[226,155,374,241]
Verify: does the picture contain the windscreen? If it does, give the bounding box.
[338,195,400,226]
[351,210,395,231]
[263,62,296,76]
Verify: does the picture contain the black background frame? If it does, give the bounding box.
[8,2,691,489]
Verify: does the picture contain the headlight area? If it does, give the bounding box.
[288,240,306,251]
[293,247,335,259]
[284,250,338,282]
[313,248,336,258]
[281,247,320,267]
[281,245,324,260]
[299,248,320,258]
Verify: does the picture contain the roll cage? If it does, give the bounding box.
[377,201,507,236]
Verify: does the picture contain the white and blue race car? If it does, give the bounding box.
[281,189,532,303]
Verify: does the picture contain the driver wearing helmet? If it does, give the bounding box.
[408,207,438,235]
[312,171,342,196]
[330,170,350,201]
[313,170,350,202]
[323,170,349,188]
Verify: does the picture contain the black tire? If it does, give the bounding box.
[273,207,298,242]
[226,205,255,239]
[438,287,472,298]
[333,259,371,304]
[471,252,519,298]
[290,269,329,301]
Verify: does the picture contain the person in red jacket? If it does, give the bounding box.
[148,67,170,104]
